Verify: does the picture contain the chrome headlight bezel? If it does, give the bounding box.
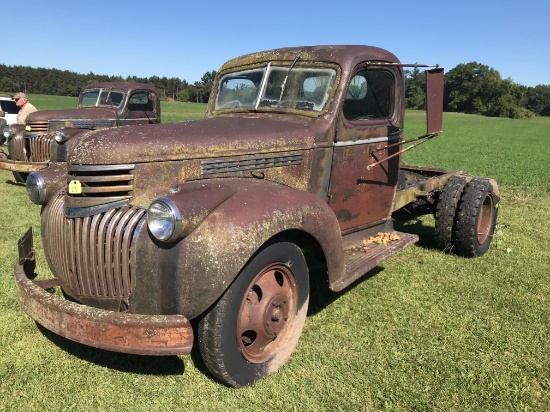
[26,172,47,205]
[54,130,67,143]
[147,197,183,243]
[3,126,13,139]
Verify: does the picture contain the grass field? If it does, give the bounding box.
[0,100,548,411]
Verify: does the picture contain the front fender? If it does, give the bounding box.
[132,178,344,319]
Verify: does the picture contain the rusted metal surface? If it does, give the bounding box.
[332,228,419,292]
[237,262,298,363]
[0,158,47,172]
[477,192,495,245]
[42,193,146,310]
[392,170,462,212]
[328,110,403,231]
[30,162,67,203]
[127,178,345,319]
[426,68,445,135]
[67,116,316,165]
[15,231,193,355]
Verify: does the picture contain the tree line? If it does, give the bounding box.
[406,62,550,118]
[0,64,216,104]
[1,62,549,118]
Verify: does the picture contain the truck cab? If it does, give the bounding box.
[15,46,499,387]
[0,82,160,181]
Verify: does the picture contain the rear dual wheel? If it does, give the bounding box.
[435,177,498,257]
[455,178,499,257]
[198,242,309,387]
[434,175,471,251]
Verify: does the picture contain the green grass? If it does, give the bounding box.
[0,104,548,411]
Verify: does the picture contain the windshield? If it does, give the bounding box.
[214,64,337,114]
[79,89,125,108]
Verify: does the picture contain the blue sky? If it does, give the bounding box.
[4,0,549,87]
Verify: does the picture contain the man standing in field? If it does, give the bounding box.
[14,92,37,124]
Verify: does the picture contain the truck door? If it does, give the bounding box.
[126,91,160,125]
[328,66,402,233]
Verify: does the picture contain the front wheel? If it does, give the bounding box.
[12,171,29,183]
[198,241,309,387]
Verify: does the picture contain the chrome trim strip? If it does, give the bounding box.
[334,136,398,147]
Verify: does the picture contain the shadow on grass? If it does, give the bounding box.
[37,324,185,376]
[307,266,383,317]
[4,179,25,186]
[393,218,439,251]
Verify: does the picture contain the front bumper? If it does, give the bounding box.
[0,155,48,173]
[14,228,194,356]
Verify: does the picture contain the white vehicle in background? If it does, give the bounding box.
[0,96,19,145]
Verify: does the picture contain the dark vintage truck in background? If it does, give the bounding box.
[15,45,499,387]
[0,82,160,181]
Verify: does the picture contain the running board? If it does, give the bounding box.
[330,229,418,292]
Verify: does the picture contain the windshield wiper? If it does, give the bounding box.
[278,53,301,102]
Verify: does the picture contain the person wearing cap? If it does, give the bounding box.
[14,92,37,124]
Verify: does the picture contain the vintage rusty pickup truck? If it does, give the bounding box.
[0,82,160,181]
[15,45,499,387]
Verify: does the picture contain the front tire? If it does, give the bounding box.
[12,171,29,183]
[455,178,499,257]
[198,241,309,387]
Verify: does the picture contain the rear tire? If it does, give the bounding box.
[198,241,309,387]
[455,178,499,257]
[434,175,471,252]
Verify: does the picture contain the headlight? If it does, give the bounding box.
[54,130,67,143]
[26,172,47,204]
[147,198,183,242]
[3,126,12,139]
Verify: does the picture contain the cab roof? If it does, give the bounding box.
[82,82,158,93]
[219,45,401,73]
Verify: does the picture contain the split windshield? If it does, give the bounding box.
[79,89,125,108]
[215,64,337,114]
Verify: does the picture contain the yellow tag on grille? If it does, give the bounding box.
[25,125,31,131]
[69,180,82,194]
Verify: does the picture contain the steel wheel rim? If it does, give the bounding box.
[237,262,298,363]
[477,194,494,245]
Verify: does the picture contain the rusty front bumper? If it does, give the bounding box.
[0,155,48,173]
[14,228,194,356]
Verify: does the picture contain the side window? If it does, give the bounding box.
[343,69,394,121]
[128,92,154,111]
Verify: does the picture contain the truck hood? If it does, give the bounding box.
[68,117,316,164]
[26,108,119,122]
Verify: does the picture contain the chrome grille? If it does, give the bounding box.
[66,164,135,208]
[201,152,303,176]
[28,133,54,162]
[26,121,49,133]
[44,193,146,298]
[12,131,26,161]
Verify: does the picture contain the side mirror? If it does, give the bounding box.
[0,110,5,117]
[426,68,444,135]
